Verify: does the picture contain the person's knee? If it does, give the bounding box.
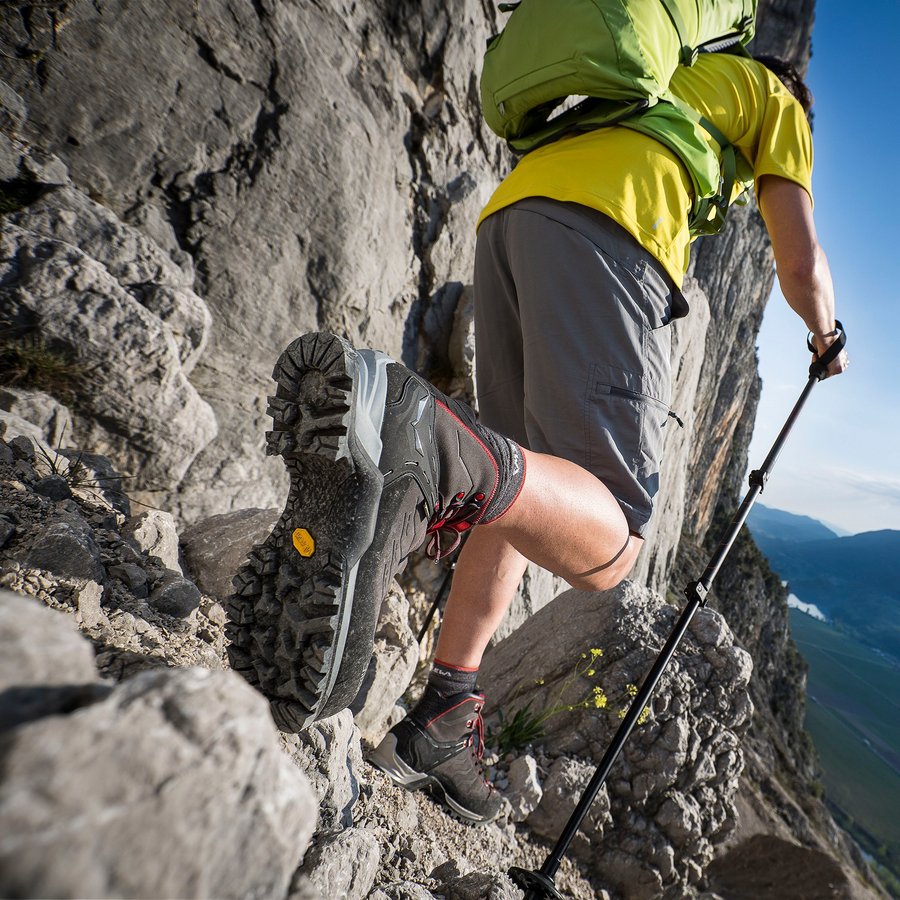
[567,534,643,592]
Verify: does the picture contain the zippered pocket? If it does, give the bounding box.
[597,383,670,413]
[586,378,672,523]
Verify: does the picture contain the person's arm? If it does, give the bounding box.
[757,174,848,377]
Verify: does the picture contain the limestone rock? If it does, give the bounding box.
[0,589,104,729]
[0,387,71,449]
[492,562,569,645]
[351,582,419,744]
[483,582,753,896]
[526,756,610,858]
[0,132,18,179]
[443,871,524,900]
[25,522,105,583]
[631,279,712,594]
[0,0,508,523]
[149,571,201,618]
[180,507,279,599]
[7,185,207,372]
[123,510,182,573]
[0,79,26,135]
[282,708,365,832]
[0,222,217,500]
[0,665,316,900]
[73,578,108,630]
[371,883,437,900]
[292,827,380,900]
[504,754,543,824]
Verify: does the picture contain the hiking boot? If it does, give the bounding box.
[368,691,502,824]
[225,333,524,731]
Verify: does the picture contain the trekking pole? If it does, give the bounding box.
[509,324,846,900]
[417,534,469,643]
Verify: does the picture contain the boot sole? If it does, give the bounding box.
[225,332,390,731]
[368,733,501,825]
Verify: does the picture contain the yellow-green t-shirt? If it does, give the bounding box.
[476,53,813,287]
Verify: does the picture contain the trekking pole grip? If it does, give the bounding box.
[807,320,846,381]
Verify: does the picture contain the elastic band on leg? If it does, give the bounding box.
[575,533,632,579]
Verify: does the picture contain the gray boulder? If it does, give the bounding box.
[351,581,419,744]
[122,509,182,573]
[179,507,279,599]
[7,185,205,370]
[482,582,753,898]
[504,754,543,824]
[291,827,380,900]
[443,871,524,900]
[0,387,72,449]
[0,665,316,899]
[0,588,316,898]
[0,222,216,502]
[0,590,107,729]
[282,708,365,832]
[148,571,202,618]
[25,521,105,583]
[525,756,610,858]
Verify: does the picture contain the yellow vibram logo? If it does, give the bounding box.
[292,528,315,557]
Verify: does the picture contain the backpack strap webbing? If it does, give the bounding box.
[658,0,697,66]
[670,97,752,235]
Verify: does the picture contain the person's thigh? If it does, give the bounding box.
[474,198,675,536]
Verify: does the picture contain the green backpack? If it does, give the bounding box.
[480,0,757,235]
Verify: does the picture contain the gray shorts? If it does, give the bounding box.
[473,198,679,535]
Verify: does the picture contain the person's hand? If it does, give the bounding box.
[811,329,849,378]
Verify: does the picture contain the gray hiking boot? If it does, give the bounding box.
[225,333,524,731]
[368,691,502,824]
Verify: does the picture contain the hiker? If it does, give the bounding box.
[228,50,848,823]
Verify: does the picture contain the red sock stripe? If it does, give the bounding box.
[434,657,479,673]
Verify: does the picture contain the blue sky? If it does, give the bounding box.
[745,0,900,535]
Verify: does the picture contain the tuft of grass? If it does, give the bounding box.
[487,648,635,756]
[490,701,548,757]
[0,331,93,404]
[0,179,44,216]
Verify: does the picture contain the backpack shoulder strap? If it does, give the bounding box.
[658,0,697,66]
[669,96,753,234]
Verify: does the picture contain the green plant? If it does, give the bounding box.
[616,682,651,725]
[0,330,93,404]
[34,422,131,510]
[488,648,615,755]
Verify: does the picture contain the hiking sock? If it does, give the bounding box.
[411,659,480,724]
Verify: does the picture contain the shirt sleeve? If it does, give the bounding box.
[750,76,814,203]
[672,55,815,206]
[732,63,814,205]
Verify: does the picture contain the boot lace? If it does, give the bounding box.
[464,702,493,789]
[425,491,486,561]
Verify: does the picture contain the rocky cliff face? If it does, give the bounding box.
[0,1,886,898]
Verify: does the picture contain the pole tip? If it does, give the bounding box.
[508,866,565,899]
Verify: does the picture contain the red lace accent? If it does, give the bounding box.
[465,704,492,789]
[425,491,486,560]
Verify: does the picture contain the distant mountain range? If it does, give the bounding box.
[747,505,900,662]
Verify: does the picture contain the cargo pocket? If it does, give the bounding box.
[585,369,671,532]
